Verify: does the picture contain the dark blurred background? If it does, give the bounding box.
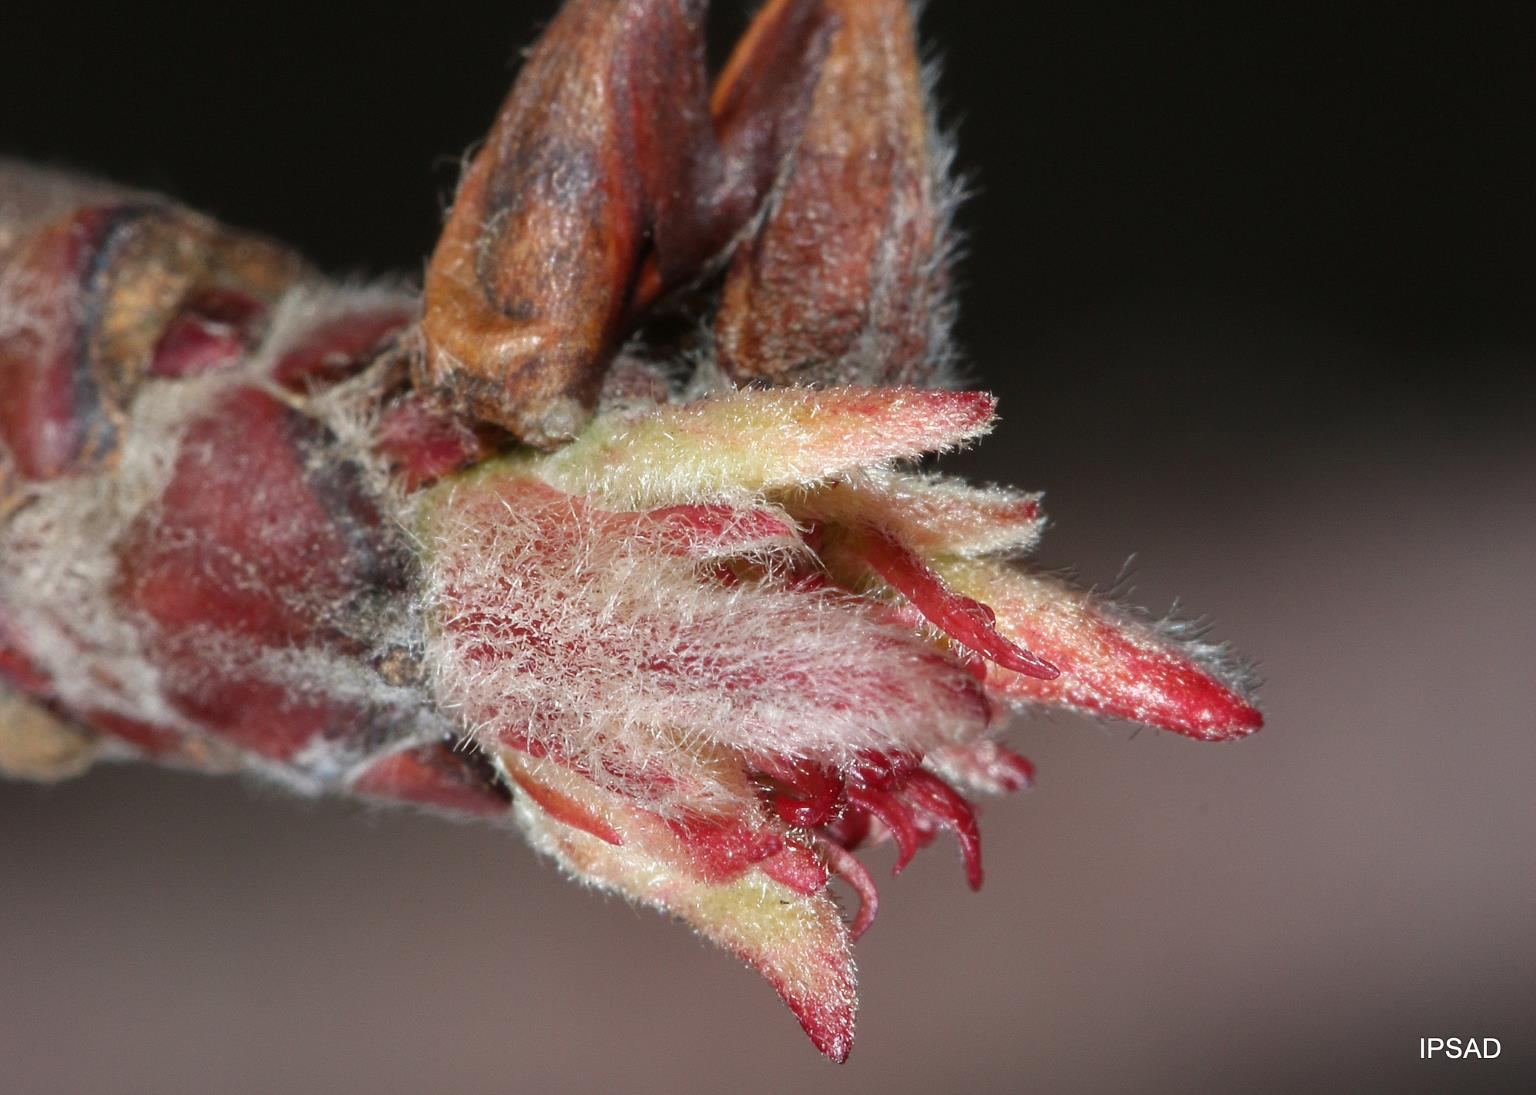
[3,3,1533,1092]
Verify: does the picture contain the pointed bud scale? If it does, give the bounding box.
[627,0,836,314]
[936,558,1263,740]
[709,0,834,213]
[419,0,724,446]
[533,385,996,507]
[716,0,954,386]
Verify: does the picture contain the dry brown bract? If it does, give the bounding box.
[418,0,950,445]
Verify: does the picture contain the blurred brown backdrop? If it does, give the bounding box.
[3,2,1533,1092]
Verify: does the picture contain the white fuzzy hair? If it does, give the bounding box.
[419,475,989,814]
[0,279,444,792]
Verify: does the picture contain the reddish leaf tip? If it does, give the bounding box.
[1179,688,1265,741]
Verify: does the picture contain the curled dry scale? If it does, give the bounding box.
[0,0,1262,1062]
